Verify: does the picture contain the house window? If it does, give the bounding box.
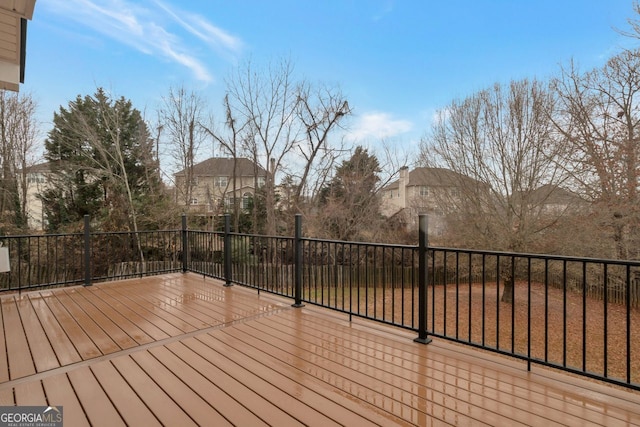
[242,192,252,210]
[215,176,228,187]
[190,198,198,205]
[420,186,429,196]
[27,174,45,184]
[257,176,266,187]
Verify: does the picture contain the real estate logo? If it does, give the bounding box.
[0,406,63,427]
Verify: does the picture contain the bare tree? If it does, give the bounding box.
[552,50,640,259]
[0,90,39,231]
[225,58,302,235]
[422,79,565,248]
[289,83,350,212]
[201,94,250,230]
[420,79,566,302]
[14,94,39,227]
[158,85,208,207]
[619,1,640,40]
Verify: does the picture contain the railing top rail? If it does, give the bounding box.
[430,245,640,266]
[0,232,83,239]
[187,228,640,266]
[301,236,416,250]
[91,229,181,236]
[227,231,295,240]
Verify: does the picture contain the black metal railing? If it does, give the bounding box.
[0,215,182,291]
[187,214,640,391]
[0,213,638,391]
[424,247,640,390]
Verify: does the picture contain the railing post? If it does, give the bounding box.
[224,214,233,286]
[83,214,91,286]
[292,214,304,307]
[414,214,432,344]
[181,214,187,273]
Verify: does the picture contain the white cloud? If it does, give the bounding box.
[154,0,244,58]
[347,111,413,142]
[42,0,244,83]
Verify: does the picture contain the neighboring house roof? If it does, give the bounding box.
[174,157,267,177]
[384,167,479,190]
[19,161,53,174]
[521,184,585,206]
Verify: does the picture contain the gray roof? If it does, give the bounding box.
[175,157,267,177]
[18,161,53,174]
[522,184,584,205]
[385,167,480,190]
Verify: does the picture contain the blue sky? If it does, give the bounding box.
[25,0,636,161]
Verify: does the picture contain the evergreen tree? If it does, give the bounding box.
[42,89,164,231]
[318,146,382,241]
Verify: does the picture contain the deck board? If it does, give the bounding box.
[166,340,308,426]
[0,297,9,383]
[106,281,202,333]
[40,292,102,360]
[129,350,233,426]
[75,288,155,345]
[28,292,82,367]
[67,367,126,427]
[274,309,634,425]
[186,333,382,427]
[14,296,60,373]
[42,374,90,427]
[258,310,605,426]
[0,273,638,426]
[14,380,46,406]
[92,285,185,337]
[52,291,120,355]
[1,297,36,379]
[62,288,139,350]
[148,345,271,427]
[220,319,476,426]
[109,355,198,427]
[90,360,162,427]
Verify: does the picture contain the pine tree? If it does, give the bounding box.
[42,88,164,231]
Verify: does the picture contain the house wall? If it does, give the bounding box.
[380,167,409,216]
[18,171,49,230]
[0,11,20,91]
[177,174,262,212]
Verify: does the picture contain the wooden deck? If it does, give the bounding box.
[0,273,638,426]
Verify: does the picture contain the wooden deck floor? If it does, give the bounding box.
[0,273,638,426]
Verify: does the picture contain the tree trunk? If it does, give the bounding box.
[501,276,514,303]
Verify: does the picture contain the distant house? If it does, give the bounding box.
[17,161,53,230]
[174,157,267,215]
[519,184,588,216]
[381,166,482,234]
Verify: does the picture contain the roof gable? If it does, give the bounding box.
[407,167,478,187]
[175,157,267,177]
